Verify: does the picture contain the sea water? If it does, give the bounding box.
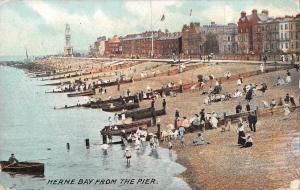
[0,66,191,190]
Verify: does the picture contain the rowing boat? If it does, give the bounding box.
[0,161,44,175]
[101,119,152,136]
[67,90,95,97]
[132,109,166,121]
[102,103,139,112]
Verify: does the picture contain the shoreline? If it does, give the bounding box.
[6,59,300,190]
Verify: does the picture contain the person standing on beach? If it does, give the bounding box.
[175,109,180,119]
[124,148,131,165]
[162,99,166,111]
[151,99,155,109]
[248,111,257,132]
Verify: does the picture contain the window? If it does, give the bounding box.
[281,25,283,30]
[285,24,288,30]
[285,33,288,40]
[285,43,288,48]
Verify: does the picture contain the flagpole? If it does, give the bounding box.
[150,0,154,58]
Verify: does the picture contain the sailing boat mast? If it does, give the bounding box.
[25,48,29,63]
[150,0,153,58]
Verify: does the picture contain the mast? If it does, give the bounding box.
[150,0,153,58]
[25,48,29,62]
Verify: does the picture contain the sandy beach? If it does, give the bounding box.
[33,58,300,190]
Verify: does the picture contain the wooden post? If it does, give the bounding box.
[102,135,107,144]
[157,124,161,139]
[85,138,90,148]
[66,143,70,151]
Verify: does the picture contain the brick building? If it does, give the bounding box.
[237,9,271,54]
[181,22,204,58]
[104,35,122,56]
[121,31,181,58]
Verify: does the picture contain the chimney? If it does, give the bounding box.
[262,9,269,16]
[241,11,246,17]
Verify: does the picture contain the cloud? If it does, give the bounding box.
[0,8,63,56]
[0,0,10,7]
[124,0,185,31]
[0,0,299,56]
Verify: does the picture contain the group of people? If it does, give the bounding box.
[276,70,292,86]
[237,122,253,148]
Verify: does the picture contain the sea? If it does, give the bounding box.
[0,63,191,190]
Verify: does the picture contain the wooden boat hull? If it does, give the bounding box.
[132,109,166,121]
[90,96,137,108]
[122,107,153,118]
[0,161,44,174]
[67,90,95,97]
[101,119,152,136]
[102,103,139,112]
[95,79,133,88]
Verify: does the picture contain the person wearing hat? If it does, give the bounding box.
[124,148,131,165]
[8,154,18,164]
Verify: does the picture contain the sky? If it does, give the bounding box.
[0,0,299,56]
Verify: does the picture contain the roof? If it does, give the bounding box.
[246,13,270,22]
[122,32,182,41]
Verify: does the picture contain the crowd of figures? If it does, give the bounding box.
[100,62,299,166]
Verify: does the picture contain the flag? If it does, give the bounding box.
[190,9,192,16]
[160,14,165,21]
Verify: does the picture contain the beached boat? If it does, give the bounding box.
[90,95,138,108]
[0,161,44,175]
[95,78,133,88]
[102,103,139,112]
[132,109,166,121]
[41,81,71,86]
[121,107,153,118]
[100,119,152,136]
[154,86,183,95]
[50,73,80,80]
[67,90,95,97]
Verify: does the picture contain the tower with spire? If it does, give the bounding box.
[64,24,73,56]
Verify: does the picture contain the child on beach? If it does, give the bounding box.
[124,148,131,165]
